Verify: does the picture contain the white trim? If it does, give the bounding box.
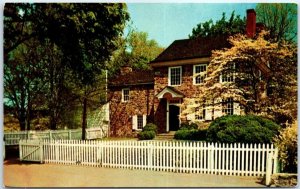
[166,101,169,132]
[156,87,184,99]
[121,88,130,102]
[193,64,207,85]
[132,115,137,130]
[220,63,236,83]
[168,66,182,86]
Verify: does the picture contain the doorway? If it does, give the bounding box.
[169,105,180,131]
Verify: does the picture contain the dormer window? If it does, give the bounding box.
[168,66,182,86]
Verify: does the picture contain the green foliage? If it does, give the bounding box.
[138,131,156,140]
[108,30,164,75]
[189,11,245,38]
[137,123,158,140]
[4,3,129,130]
[142,123,158,133]
[207,115,280,143]
[174,129,207,141]
[256,3,297,42]
[179,122,198,130]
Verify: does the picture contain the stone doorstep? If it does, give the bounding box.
[155,131,176,140]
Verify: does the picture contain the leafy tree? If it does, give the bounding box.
[273,121,297,173]
[182,31,297,124]
[109,29,164,74]
[256,3,297,42]
[4,39,49,130]
[4,3,129,131]
[189,11,245,38]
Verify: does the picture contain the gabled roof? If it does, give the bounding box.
[151,35,230,64]
[156,86,185,99]
[109,70,154,87]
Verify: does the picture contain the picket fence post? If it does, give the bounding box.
[68,130,72,140]
[40,140,43,163]
[265,151,273,185]
[148,141,153,170]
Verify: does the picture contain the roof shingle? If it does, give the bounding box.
[109,70,154,86]
[151,35,230,63]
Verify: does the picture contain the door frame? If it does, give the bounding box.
[166,101,181,132]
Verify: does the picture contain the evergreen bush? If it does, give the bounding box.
[138,130,156,140]
[206,115,280,143]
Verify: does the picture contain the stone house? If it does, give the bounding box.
[108,9,269,137]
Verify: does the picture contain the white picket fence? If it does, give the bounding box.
[19,139,278,177]
[5,127,107,145]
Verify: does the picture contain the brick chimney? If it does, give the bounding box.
[246,9,256,38]
[120,65,132,75]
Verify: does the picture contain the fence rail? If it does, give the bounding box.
[5,127,107,145]
[20,139,278,177]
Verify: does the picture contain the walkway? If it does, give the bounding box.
[4,159,266,187]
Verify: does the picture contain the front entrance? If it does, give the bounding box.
[169,105,180,131]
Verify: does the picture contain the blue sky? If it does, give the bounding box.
[127,3,257,47]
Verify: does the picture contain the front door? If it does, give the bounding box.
[169,105,180,131]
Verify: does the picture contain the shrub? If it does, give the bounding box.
[179,122,198,130]
[143,123,158,133]
[174,129,207,141]
[274,121,297,173]
[206,115,280,143]
[138,130,156,140]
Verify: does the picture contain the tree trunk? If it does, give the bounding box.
[81,97,87,140]
[19,109,26,131]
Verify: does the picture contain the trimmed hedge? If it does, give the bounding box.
[206,115,280,143]
[138,123,158,140]
[138,130,156,140]
[174,129,207,141]
[180,122,198,130]
[143,123,158,134]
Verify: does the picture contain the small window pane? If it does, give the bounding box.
[222,98,234,115]
[122,89,130,102]
[170,67,181,86]
[194,64,207,84]
[137,115,143,130]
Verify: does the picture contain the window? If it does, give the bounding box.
[132,115,146,130]
[122,88,130,102]
[195,106,206,120]
[221,63,235,83]
[137,115,143,130]
[222,98,234,115]
[194,64,207,85]
[168,66,182,86]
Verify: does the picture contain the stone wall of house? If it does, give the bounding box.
[153,64,206,127]
[154,65,205,98]
[108,85,154,137]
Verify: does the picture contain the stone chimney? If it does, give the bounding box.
[246,9,256,38]
[120,65,132,75]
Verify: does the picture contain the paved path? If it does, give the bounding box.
[4,159,266,187]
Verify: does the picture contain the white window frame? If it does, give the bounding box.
[122,88,130,102]
[220,63,235,83]
[222,98,234,115]
[195,106,206,121]
[132,114,147,131]
[193,64,207,85]
[168,66,182,86]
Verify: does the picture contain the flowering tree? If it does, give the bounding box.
[182,31,297,124]
[274,121,297,172]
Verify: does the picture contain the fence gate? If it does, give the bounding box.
[19,140,43,163]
